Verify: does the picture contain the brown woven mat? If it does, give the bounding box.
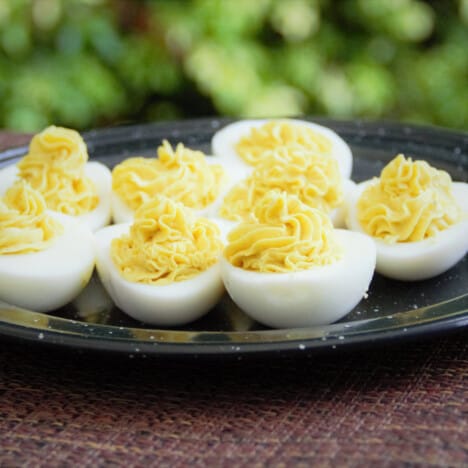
[1,332,467,467]
[1,133,468,466]
[0,133,31,152]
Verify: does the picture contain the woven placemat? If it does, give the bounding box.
[0,332,467,467]
[1,132,467,466]
[0,133,31,152]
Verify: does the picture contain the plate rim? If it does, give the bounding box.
[0,302,467,358]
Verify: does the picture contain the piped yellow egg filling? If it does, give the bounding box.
[111,196,222,285]
[220,147,343,222]
[224,191,342,273]
[112,140,226,211]
[357,154,462,243]
[235,120,332,166]
[17,126,98,215]
[0,181,64,255]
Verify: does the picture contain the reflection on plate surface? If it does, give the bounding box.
[0,118,467,358]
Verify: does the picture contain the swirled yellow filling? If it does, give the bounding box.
[357,154,461,243]
[220,146,343,222]
[224,191,342,273]
[235,120,332,166]
[0,181,64,255]
[112,140,226,211]
[111,196,222,285]
[17,126,98,215]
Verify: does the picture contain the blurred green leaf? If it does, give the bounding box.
[1,21,31,57]
[347,61,396,116]
[0,0,466,131]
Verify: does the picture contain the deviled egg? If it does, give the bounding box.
[216,145,354,228]
[111,140,236,223]
[0,182,95,311]
[346,154,468,280]
[0,125,112,231]
[221,191,376,328]
[211,118,353,179]
[95,195,225,325]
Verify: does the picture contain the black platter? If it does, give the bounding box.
[0,118,467,359]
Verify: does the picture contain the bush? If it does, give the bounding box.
[1,0,467,131]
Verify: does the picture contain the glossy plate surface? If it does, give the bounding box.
[0,118,467,359]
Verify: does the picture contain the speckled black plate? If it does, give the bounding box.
[0,118,467,359]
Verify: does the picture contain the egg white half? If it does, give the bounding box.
[77,162,112,231]
[221,229,376,328]
[346,181,468,281]
[211,119,353,179]
[0,161,112,231]
[94,223,225,326]
[111,192,135,224]
[0,164,17,193]
[0,213,95,312]
[330,178,356,228]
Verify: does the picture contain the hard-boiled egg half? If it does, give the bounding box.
[220,191,376,328]
[214,145,355,230]
[111,140,243,223]
[346,154,468,281]
[0,126,112,231]
[94,195,225,325]
[0,182,95,312]
[211,118,353,179]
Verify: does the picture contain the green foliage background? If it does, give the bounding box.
[1,0,467,131]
